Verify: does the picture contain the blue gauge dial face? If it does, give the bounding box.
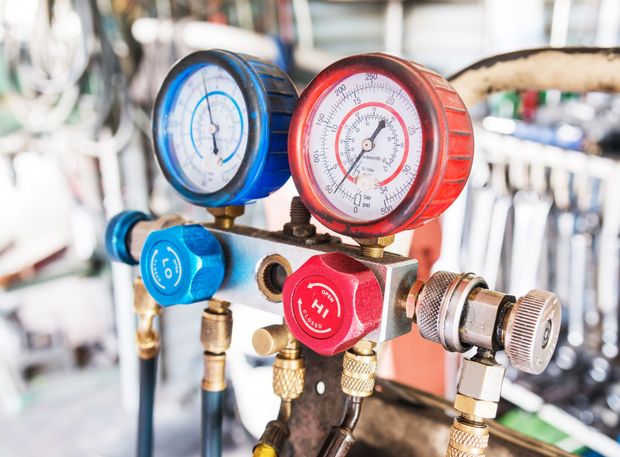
[163,64,249,193]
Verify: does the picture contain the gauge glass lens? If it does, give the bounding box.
[306,72,423,222]
[164,64,249,193]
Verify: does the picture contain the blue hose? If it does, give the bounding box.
[137,356,157,457]
[201,389,224,457]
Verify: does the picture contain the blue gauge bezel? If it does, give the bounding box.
[152,50,272,207]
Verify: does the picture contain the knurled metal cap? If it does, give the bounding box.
[504,290,562,375]
[446,418,489,457]
[415,271,459,343]
[253,325,292,356]
[341,350,377,397]
[201,306,232,354]
[273,356,305,400]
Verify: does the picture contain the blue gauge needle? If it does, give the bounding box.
[202,73,219,155]
[335,119,386,193]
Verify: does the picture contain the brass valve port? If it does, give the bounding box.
[353,235,395,259]
[341,340,377,398]
[134,277,162,360]
[446,351,505,457]
[252,324,305,456]
[208,205,245,229]
[201,299,232,392]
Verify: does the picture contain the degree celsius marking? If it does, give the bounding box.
[306,72,423,222]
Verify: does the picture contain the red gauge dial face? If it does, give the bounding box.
[289,53,474,238]
[305,73,423,222]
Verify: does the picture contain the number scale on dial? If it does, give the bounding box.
[167,65,249,193]
[307,73,423,222]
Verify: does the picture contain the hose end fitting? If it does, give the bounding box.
[201,300,233,354]
[254,420,290,457]
[134,277,162,360]
[341,341,377,397]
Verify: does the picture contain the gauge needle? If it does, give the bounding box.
[202,73,219,155]
[335,119,386,193]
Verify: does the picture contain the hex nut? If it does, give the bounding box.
[454,394,498,419]
[207,206,245,218]
[457,358,505,402]
[283,222,316,238]
[354,235,396,248]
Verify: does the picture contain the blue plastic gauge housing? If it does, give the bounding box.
[152,49,298,207]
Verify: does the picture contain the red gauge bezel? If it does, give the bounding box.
[288,53,473,238]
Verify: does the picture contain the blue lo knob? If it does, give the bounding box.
[140,224,225,306]
[105,210,152,265]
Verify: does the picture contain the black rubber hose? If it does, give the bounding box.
[201,389,224,457]
[137,356,157,457]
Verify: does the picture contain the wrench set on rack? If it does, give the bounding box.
[448,127,620,442]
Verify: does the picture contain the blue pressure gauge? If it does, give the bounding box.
[152,49,298,207]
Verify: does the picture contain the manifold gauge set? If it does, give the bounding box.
[105,49,562,457]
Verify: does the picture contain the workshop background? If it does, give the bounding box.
[0,0,619,456]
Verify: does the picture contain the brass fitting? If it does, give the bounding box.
[201,300,233,392]
[253,324,295,357]
[207,205,244,229]
[134,277,162,360]
[273,355,305,401]
[353,235,395,259]
[447,415,489,457]
[201,300,233,354]
[202,353,227,392]
[447,353,505,456]
[341,341,377,397]
[253,324,303,457]
[252,324,305,401]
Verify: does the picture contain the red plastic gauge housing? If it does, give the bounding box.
[288,53,473,238]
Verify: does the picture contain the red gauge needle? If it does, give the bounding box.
[334,119,386,193]
[202,72,219,155]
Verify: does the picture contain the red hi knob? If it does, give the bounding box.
[282,253,383,356]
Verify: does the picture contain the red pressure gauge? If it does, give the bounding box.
[288,53,473,238]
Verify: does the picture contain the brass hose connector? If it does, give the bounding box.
[446,352,505,457]
[447,414,489,457]
[353,235,395,259]
[341,341,377,397]
[316,342,375,457]
[134,277,162,360]
[201,300,232,392]
[252,324,305,402]
[207,205,245,229]
[252,324,305,457]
